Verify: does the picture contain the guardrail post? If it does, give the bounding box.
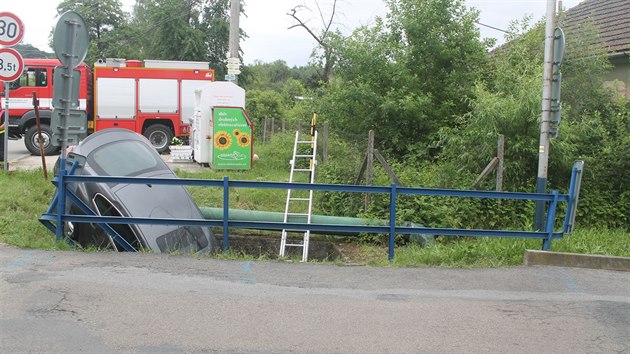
[562,163,579,233]
[389,183,397,262]
[223,176,230,251]
[55,166,66,241]
[542,189,559,250]
[563,160,584,234]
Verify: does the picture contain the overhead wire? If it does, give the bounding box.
[475,21,512,34]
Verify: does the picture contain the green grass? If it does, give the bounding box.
[363,228,630,267]
[1,132,628,267]
[0,169,70,250]
[552,228,630,256]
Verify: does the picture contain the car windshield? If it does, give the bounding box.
[88,140,163,176]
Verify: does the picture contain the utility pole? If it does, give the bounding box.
[227,0,240,84]
[534,0,557,231]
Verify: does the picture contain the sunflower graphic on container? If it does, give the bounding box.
[214,131,232,150]
[232,129,251,147]
[238,133,251,147]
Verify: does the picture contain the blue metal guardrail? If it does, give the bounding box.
[40,161,584,261]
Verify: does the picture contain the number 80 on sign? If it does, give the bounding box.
[0,12,25,46]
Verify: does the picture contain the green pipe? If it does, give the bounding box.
[199,207,433,245]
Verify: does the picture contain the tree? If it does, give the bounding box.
[13,44,54,59]
[242,60,291,89]
[203,0,232,78]
[290,64,322,89]
[437,18,547,190]
[140,0,207,61]
[126,0,244,74]
[56,0,126,65]
[287,0,340,83]
[318,0,490,157]
[245,89,287,126]
[436,15,629,228]
[241,60,316,126]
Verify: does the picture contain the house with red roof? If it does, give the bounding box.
[561,0,630,97]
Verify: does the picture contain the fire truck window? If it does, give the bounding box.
[9,71,28,89]
[9,80,20,90]
[11,69,47,89]
[36,70,47,87]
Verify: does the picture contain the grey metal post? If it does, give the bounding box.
[228,0,240,84]
[3,83,8,171]
[61,19,79,159]
[55,17,79,241]
[534,0,557,231]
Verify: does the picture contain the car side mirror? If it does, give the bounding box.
[66,152,87,170]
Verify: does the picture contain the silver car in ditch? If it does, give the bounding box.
[58,128,216,254]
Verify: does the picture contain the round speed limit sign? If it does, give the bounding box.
[0,12,25,46]
[0,48,24,82]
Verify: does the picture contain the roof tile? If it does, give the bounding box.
[561,0,630,53]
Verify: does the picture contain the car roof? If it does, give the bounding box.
[73,128,170,176]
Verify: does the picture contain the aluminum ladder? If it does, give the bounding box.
[280,130,318,262]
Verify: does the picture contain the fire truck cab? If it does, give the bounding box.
[0,59,92,155]
[0,58,215,155]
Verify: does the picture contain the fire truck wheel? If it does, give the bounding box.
[144,124,173,153]
[25,124,59,156]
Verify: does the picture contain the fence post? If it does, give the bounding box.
[263,117,268,143]
[223,176,230,251]
[322,121,329,162]
[496,134,504,192]
[542,189,559,250]
[271,117,275,140]
[365,130,374,210]
[388,183,397,262]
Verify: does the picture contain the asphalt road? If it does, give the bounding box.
[6,138,36,162]
[1,244,628,353]
[4,138,205,173]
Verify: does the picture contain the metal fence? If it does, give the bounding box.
[41,161,584,261]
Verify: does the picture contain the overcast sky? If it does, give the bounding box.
[2,0,583,67]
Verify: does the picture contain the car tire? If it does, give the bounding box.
[25,124,59,156]
[144,124,173,153]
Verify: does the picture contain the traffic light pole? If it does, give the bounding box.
[534,0,557,231]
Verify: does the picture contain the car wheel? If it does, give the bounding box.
[144,124,173,153]
[25,124,59,156]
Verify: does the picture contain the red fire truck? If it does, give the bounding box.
[0,58,215,155]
